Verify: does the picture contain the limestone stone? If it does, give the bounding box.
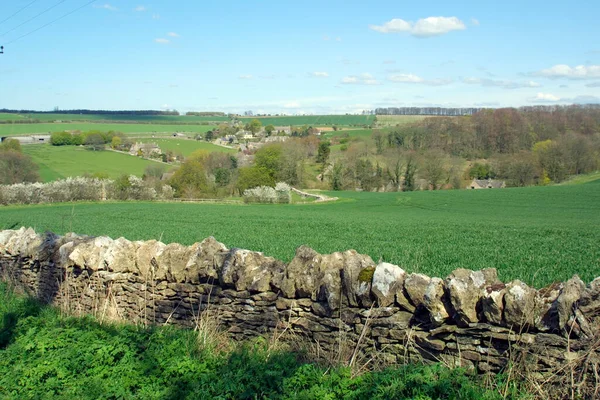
[481,284,505,325]
[185,237,228,283]
[446,268,500,326]
[580,277,600,315]
[503,280,536,329]
[371,262,405,307]
[534,282,562,331]
[135,240,166,278]
[338,250,376,307]
[280,246,320,298]
[423,277,450,327]
[555,276,585,332]
[215,248,285,293]
[404,273,431,309]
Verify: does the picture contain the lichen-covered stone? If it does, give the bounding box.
[504,280,536,329]
[481,284,505,325]
[446,268,500,326]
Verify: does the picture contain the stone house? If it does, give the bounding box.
[469,179,506,189]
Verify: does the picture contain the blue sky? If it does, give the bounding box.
[1,0,599,114]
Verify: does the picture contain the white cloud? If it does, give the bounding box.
[463,77,540,89]
[311,72,329,78]
[369,18,411,33]
[94,3,117,11]
[531,92,562,102]
[152,13,160,19]
[471,18,480,26]
[283,101,301,108]
[154,38,170,44]
[341,73,379,85]
[534,64,600,80]
[135,5,146,12]
[586,82,600,88]
[388,73,452,86]
[528,93,600,104]
[239,74,253,80]
[370,16,466,38]
[167,32,180,37]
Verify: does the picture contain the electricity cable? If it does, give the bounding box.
[0,0,40,27]
[0,0,69,38]
[5,0,98,45]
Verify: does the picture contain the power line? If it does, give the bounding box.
[0,0,69,38]
[0,0,40,27]
[5,0,98,45]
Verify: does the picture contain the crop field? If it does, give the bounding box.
[136,138,236,156]
[375,115,433,126]
[1,183,599,287]
[22,145,161,182]
[238,115,375,127]
[0,123,217,136]
[0,113,230,123]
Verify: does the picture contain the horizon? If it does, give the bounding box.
[1,0,599,114]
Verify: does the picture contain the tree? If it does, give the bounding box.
[111,136,122,150]
[385,157,402,191]
[204,130,214,141]
[372,130,385,154]
[403,156,417,192]
[85,133,105,151]
[50,131,74,146]
[265,124,275,137]
[236,166,273,194]
[0,139,22,153]
[422,152,446,190]
[254,144,282,182]
[245,119,262,135]
[143,164,167,180]
[316,141,330,164]
[169,159,208,198]
[468,163,495,179]
[0,150,40,184]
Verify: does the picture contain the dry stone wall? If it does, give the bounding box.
[1,227,599,374]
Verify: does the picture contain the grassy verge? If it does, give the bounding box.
[0,282,512,399]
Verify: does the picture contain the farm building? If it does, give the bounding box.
[129,142,161,157]
[274,126,292,135]
[469,179,506,189]
[1,135,51,144]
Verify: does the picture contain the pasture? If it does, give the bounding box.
[238,115,375,127]
[375,115,432,127]
[22,145,161,182]
[1,183,599,287]
[136,138,236,156]
[0,123,217,136]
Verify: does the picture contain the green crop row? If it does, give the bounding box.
[1,183,599,287]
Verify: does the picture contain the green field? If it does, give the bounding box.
[0,123,217,136]
[0,112,230,123]
[137,138,236,156]
[22,145,161,182]
[239,115,375,127]
[1,184,599,287]
[375,115,433,127]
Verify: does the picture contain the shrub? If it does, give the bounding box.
[0,176,173,205]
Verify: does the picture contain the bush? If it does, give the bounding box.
[0,176,173,205]
[243,182,291,204]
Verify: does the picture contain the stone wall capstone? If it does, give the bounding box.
[1,227,599,374]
